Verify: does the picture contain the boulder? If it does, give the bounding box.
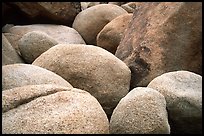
[2,33,24,66]
[108,2,127,6]
[2,84,109,134]
[72,4,128,45]
[4,32,22,55]
[96,13,132,54]
[5,24,86,44]
[80,2,100,10]
[32,44,131,118]
[110,87,170,134]
[115,2,202,88]
[121,2,141,13]
[2,64,73,91]
[2,24,14,32]
[18,31,58,63]
[147,71,202,134]
[7,2,81,26]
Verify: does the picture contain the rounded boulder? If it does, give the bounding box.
[32,44,131,118]
[110,87,170,134]
[96,13,132,54]
[72,4,128,45]
[2,64,73,91]
[147,70,202,134]
[2,84,109,134]
[18,31,58,63]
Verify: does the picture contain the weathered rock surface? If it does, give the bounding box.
[3,32,22,55]
[18,31,58,63]
[96,13,132,54]
[2,33,24,66]
[80,2,100,10]
[5,24,86,44]
[32,44,131,118]
[72,4,128,45]
[115,2,202,88]
[2,64,73,91]
[2,85,109,134]
[110,87,170,134]
[121,2,141,13]
[7,2,81,26]
[148,70,202,134]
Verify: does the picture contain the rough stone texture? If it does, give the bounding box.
[80,2,100,10]
[8,2,81,26]
[5,24,86,45]
[2,33,24,66]
[110,87,170,134]
[147,71,202,134]
[2,85,109,134]
[2,64,73,91]
[108,2,127,6]
[18,31,58,63]
[32,44,131,118]
[115,2,202,89]
[72,4,128,45]
[2,24,14,32]
[96,13,132,54]
[4,32,22,55]
[121,2,141,13]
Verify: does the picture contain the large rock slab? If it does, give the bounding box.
[110,87,170,134]
[148,71,202,134]
[32,44,131,118]
[72,4,128,45]
[2,33,24,66]
[2,84,109,134]
[96,13,132,54]
[18,31,58,63]
[5,24,86,44]
[2,64,73,91]
[8,2,81,26]
[115,2,202,88]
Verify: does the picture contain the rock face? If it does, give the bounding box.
[2,85,109,134]
[110,87,170,134]
[147,71,202,134]
[18,31,58,63]
[121,2,141,13]
[80,2,100,10]
[72,4,128,45]
[115,2,202,88]
[32,44,131,118]
[3,32,22,55]
[2,33,24,66]
[5,24,86,44]
[96,13,132,54]
[8,2,81,26]
[2,64,73,91]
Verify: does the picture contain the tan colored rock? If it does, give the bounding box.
[2,33,24,66]
[2,64,73,91]
[19,31,58,63]
[80,2,100,10]
[8,2,81,26]
[97,13,132,54]
[148,71,202,134]
[108,2,127,6]
[5,24,86,44]
[2,84,109,134]
[4,33,22,55]
[110,87,170,134]
[115,2,202,88]
[32,44,131,118]
[72,4,128,45]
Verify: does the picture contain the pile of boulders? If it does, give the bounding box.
[2,2,202,134]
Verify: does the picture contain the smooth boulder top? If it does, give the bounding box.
[110,87,170,134]
[2,64,73,91]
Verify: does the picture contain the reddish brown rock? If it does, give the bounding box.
[8,2,81,26]
[96,13,132,54]
[115,2,202,88]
